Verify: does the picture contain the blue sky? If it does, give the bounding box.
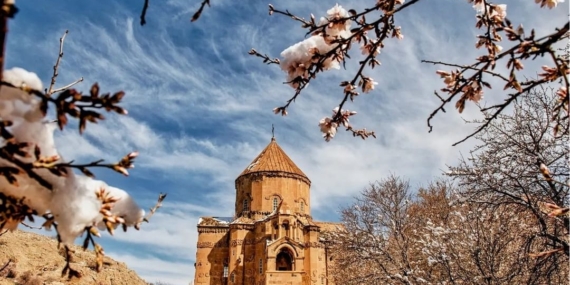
[5,0,567,284]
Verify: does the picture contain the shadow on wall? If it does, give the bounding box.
[206,233,230,285]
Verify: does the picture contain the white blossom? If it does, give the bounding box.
[535,0,565,9]
[279,4,353,89]
[0,67,144,245]
[318,117,338,141]
[362,77,378,93]
[473,3,507,22]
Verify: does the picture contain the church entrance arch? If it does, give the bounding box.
[276,248,293,271]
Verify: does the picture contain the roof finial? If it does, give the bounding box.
[271,124,275,141]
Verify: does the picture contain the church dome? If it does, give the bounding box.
[237,137,310,185]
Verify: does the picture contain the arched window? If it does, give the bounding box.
[300,201,305,213]
[273,223,278,240]
[276,249,293,271]
[259,258,263,273]
[283,220,290,238]
[243,198,249,211]
[273,197,279,212]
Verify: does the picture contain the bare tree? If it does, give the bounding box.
[416,194,566,284]
[447,87,569,253]
[326,175,569,284]
[447,87,569,277]
[324,175,417,285]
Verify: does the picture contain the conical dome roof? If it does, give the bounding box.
[238,138,310,184]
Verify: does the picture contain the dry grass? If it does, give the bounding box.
[0,230,148,285]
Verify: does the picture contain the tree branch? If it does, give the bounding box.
[422,60,509,81]
[191,0,211,22]
[46,30,83,96]
[138,193,167,229]
[140,0,149,26]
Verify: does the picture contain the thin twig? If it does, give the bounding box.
[33,150,137,178]
[47,30,68,95]
[46,30,83,96]
[140,193,167,225]
[248,49,280,65]
[191,0,211,22]
[421,60,510,81]
[452,79,549,146]
[20,221,41,230]
[61,244,81,279]
[0,147,53,190]
[265,0,420,135]
[334,0,422,122]
[140,0,149,26]
[52,77,83,94]
[426,22,569,137]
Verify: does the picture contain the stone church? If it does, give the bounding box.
[193,137,341,285]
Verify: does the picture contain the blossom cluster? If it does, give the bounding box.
[0,67,145,244]
[279,4,352,89]
[431,0,567,120]
[318,107,357,141]
[277,4,392,141]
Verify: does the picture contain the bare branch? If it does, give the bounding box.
[139,193,167,226]
[257,0,422,141]
[426,20,569,141]
[248,49,280,65]
[46,30,84,96]
[191,0,211,22]
[20,221,41,230]
[140,0,149,26]
[51,77,83,94]
[47,30,67,95]
[422,60,509,81]
[33,151,139,178]
[453,78,549,146]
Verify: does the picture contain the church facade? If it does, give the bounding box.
[193,137,341,285]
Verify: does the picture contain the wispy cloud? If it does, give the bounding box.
[5,0,567,284]
[106,252,192,284]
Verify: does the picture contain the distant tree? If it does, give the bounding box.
[413,186,567,284]
[325,175,569,284]
[447,88,569,268]
[323,175,416,284]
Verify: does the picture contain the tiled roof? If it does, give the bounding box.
[238,138,308,180]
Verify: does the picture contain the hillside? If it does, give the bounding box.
[0,230,147,285]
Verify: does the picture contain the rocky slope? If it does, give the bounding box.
[0,230,148,285]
